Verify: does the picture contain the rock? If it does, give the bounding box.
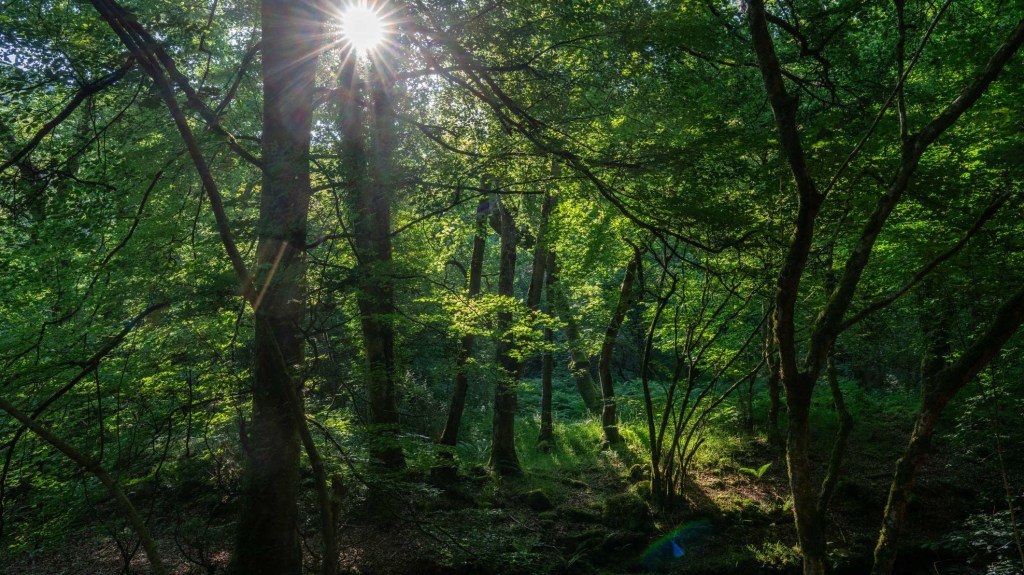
[602,493,654,534]
[524,488,555,511]
[630,480,652,502]
[627,464,648,483]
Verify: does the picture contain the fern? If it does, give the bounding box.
[738,462,772,480]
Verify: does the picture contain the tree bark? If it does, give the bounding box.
[785,378,828,575]
[231,3,322,574]
[489,197,521,475]
[598,248,641,444]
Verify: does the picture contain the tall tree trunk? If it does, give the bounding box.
[489,197,521,475]
[232,2,321,573]
[438,198,489,449]
[598,247,641,444]
[546,250,603,414]
[871,286,1024,574]
[347,58,405,470]
[538,319,555,446]
[523,193,553,446]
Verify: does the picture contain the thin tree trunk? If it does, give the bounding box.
[598,248,641,444]
[871,286,1024,574]
[818,346,853,516]
[439,198,489,449]
[522,193,553,446]
[546,250,602,414]
[490,197,521,475]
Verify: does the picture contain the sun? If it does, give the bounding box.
[341,3,386,53]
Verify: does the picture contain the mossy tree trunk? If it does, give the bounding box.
[546,250,603,415]
[598,247,641,444]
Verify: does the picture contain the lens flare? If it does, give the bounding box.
[342,4,385,52]
[641,519,712,569]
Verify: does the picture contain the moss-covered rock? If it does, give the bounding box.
[630,480,652,502]
[524,488,555,511]
[602,493,654,533]
[627,463,649,483]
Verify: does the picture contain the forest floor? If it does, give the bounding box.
[1,385,1014,575]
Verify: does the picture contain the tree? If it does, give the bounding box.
[744,0,1024,570]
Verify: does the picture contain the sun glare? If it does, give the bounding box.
[342,4,385,53]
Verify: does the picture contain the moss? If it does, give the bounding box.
[626,463,649,483]
[602,493,654,533]
[630,480,652,502]
[560,506,601,523]
[524,489,554,511]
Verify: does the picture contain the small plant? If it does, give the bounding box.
[748,540,801,569]
[738,462,772,480]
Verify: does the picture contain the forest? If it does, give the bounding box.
[1,0,1022,574]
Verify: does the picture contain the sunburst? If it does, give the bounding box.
[341,3,386,53]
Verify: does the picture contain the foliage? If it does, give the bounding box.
[1,0,1023,573]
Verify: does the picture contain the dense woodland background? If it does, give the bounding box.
[1,0,1023,574]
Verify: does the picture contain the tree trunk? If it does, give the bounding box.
[522,193,553,447]
[439,198,489,449]
[538,320,555,446]
[546,250,602,414]
[489,197,521,475]
[786,379,828,575]
[598,248,640,444]
[232,3,321,573]
[869,401,944,575]
[347,59,405,471]
[871,286,1024,574]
